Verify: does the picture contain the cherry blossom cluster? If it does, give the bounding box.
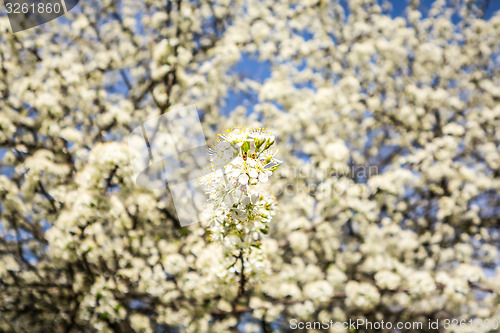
[200,128,281,255]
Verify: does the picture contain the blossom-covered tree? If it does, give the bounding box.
[0,0,499,332]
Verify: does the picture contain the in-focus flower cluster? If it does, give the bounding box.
[200,128,281,255]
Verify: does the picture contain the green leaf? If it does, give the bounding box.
[264,138,275,149]
[241,141,250,153]
[99,313,110,320]
[255,138,264,149]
